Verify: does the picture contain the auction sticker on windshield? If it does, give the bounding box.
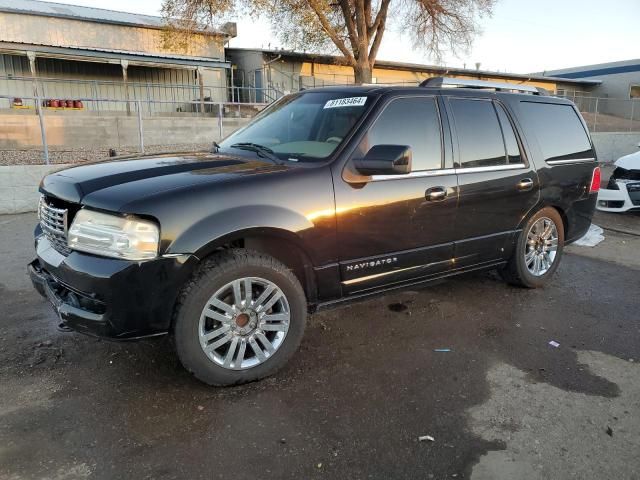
[324,97,368,109]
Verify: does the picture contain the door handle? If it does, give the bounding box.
[517,178,534,191]
[426,186,447,201]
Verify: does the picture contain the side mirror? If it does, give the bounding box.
[353,145,412,176]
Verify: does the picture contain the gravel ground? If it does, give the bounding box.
[0,144,212,166]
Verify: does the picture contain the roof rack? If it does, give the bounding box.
[420,77,548,95]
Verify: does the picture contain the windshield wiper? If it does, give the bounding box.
[230,142,282,164]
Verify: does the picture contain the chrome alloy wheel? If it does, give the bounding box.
[198,277,290,370]
[525,217,559,276]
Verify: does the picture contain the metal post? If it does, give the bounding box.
[230,66,235,103]
[631,100,635,132]
[218,103,223,139]
[92,80,99,114]
[35,96,50,165]
[198,67,205,116]
[593,97,599,132]
[136,100,144,154]
[121,60,130,116]
[146,83,152,115]
[27,51,38,96]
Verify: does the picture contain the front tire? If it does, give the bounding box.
[173,249,307,386]
[499,207,564,288]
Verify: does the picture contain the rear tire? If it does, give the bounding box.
[499,207,564,288]
[173,249,307,386]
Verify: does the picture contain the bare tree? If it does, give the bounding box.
[162,0,495,84]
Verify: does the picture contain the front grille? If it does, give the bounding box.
[39,196,71,255]
[625,182,640,206]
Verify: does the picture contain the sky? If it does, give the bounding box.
[58,0,639,74]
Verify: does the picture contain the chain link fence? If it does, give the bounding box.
[556,93,640,133]
[3,88,640,165]
[0,94,266,165]
[0,75,283,112]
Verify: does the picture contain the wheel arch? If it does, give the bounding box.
[518,203,568,238]
[549,204,569,238]
[192,227,318,304]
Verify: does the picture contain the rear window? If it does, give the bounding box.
[519,102,593,162]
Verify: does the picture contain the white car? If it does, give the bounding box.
[597,144,640,212]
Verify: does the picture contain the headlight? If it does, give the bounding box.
[68,209,159,260]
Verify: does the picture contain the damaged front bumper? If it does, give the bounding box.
[29,234,198,340]
[29,259,109,335]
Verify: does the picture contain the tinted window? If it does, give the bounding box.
[359,97,442,171]
[519,102,593,162]
[495,104,523,165]
[450,99,506,168]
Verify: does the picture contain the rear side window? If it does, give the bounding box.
[449,99,508,168]
[519,102,593,162]
[359,96,442,171]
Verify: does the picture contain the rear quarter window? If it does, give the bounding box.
[519,102,593,163]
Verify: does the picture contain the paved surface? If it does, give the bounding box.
[1,212,639,480]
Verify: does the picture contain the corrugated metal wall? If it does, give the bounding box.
[0,53,32,103]
[0,53,218,111]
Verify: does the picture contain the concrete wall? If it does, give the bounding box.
[0,164,70,214]
[592,132,640,162]
[0,12,224,59]
[0,114,254,213]
[0,113,251,149]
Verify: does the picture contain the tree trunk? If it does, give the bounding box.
[353,61,373,84]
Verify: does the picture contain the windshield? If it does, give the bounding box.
[219,92,374,161]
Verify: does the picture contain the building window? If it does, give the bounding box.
[630,85,640,99]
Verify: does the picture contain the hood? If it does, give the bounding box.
[40,152,292,211]
[614,150,640,171]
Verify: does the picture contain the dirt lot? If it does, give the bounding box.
[1,211,639,480]
[0,144,211,166]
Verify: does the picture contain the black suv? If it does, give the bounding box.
[29,78,601,386]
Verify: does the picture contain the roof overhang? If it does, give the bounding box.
[0,41,230,69]
[0,2,232,38]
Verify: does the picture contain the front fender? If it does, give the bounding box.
[167,205,316,260]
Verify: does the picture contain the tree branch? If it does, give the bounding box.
[354,0,368,40]
[338,0,359,52]
[307,0,356,64]
[367,0,389,38]
[364,0,372,32]
[162,0,495,79]
[368,0,390,65]
[352,0,369,62]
